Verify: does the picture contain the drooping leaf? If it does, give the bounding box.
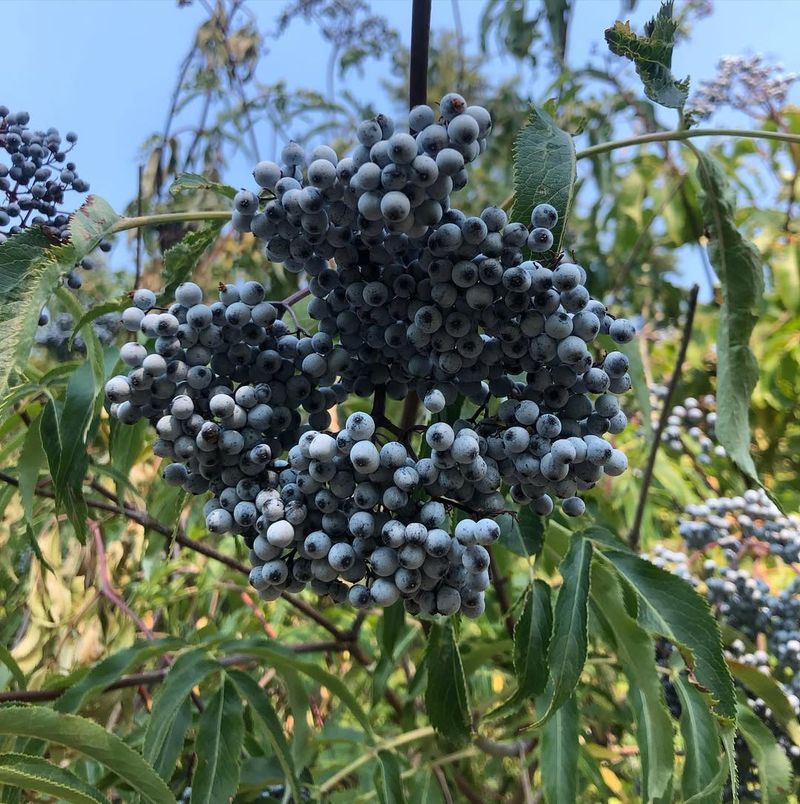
[530,536,592,727]
[0,753,108,804]
[191,677,244,804]
[425,622,471,744]
[737,702,793,803]
[162,222,225,299]
[727,661,800,744]
[675,672,724,804]
[499,506,545,558]
[599,549,736,724]
[169,173,236,200]
[695,151,764,482]
[374,750,406,804]
[55,639,183,714]
[605,1,689,109]
[229,669,301,804]
[0,707,174,803]
[143,650,220,773]
[17,413,45,530]
[380,601,405,657]
[152,696,192,783]
[56,288,105,398]
[590,561,673,802]
[540,694,579,804]
[0,645,25,691]
[511,105,576,261]
[542,0,571,63]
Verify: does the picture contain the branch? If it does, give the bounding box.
[409,0,432,111]
[628,284,700,550]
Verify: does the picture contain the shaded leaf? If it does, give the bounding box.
[0,229,50,295]
[605,1,689,109]
[675,672,724,803]
[511,105,576,261]
[17,413,44,530]
[229,669,301,804]
[695,151,764,481]
[0,645,25,691]
[737,702,793,803]
[153,697,192,783]
[541,694,579,804]
[425,622,471,744]
[191,677,244,804]
[500,507,545,558]
[374,750,406,804]
[144,650,220,773]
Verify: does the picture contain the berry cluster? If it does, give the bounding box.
[652,389,725,463]
[0,106,89,245]
[35,309,121,361]
[106,93,638,618]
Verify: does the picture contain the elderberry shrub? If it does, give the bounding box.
[106,93,639,619]
[0,106,89,244]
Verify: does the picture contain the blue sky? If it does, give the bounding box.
[3,0,799,241]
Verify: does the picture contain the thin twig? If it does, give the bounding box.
[628,284,700,549]
[134,164,144,290]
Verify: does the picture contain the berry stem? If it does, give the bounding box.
[109,210,232,234]
[628,284,700,550]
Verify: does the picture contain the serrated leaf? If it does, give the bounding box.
[374,750,406,804]
[605,1,689,109]
[153,696,192,783]
[695,151,764,482]
[722,729,739,804]
[511,105,576,260]
[425,622,471,744]
[599,549,736,724]
[591,561,673,802]
[737,702,793,803]
[55,638,183,714]
[144,650,220,773]
[162,222,224,299]
[493,581,552,718]
[169,173,236,200]
[530,536,591,728]
[0,753,108,804]
[0,229,51,294]
[68,195,120,254]
[541,694,579,804]
[228,669,301,804]
[191,677,244,804]
[0,706,174,803]
[675,673,724,804]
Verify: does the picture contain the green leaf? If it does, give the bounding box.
[153,696,192,783]
[605,1,689,109]
[540,694,579,804]
[499,507,545,558]
[737,702,793,803]
[17,413,45,529]
[169,173,236,200]
[56,288,105,399]
[511,105,576,260]
[144,650,220,773]
[424,622,471,744]
[71,296,130,339]
[68,196,120,254]
[0,706,174,803]
[531,536,592,727]
[191,677,244,804]
[380,601,405,657]
[374,750,406,804]
[590,561,673,802]
[0,228,51,295]
[727,660,800,745]
[0,753,108,804]
[599,549,736,724]
[722,729,739,804]
[162,222,224,299]
[218,638,374,739]
[55,638,183,714]
[695,151,764,482]
[0,645,25,691]
[542,0,570,63]
[228,669,301,804]
[674,672,724,804]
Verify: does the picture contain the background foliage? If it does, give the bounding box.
[1,0,799,801]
